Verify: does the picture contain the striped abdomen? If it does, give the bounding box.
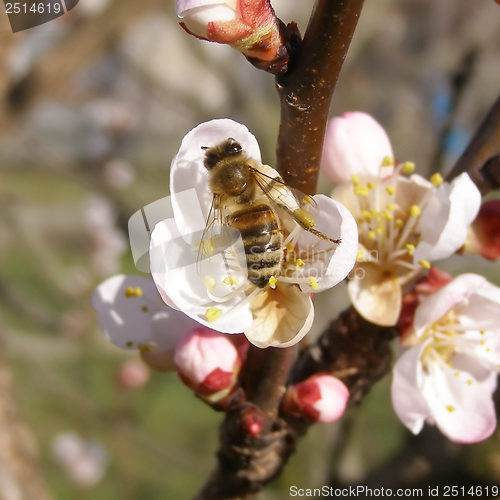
[229,204,283,288]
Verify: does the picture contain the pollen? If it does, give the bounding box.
[309,277,319,291]
[382,156,394,167]
[401,161,415,174]
[295,258,305,268]
[395,218,403,228]
[386,203,395,211]
[362,210,373,221]
[430,172,444,187]
[351,174,361,186]
[467,380,473,386]
[368,230,376,240]
[354,185,370,197]
[383,210,393,221]
[410,204,421,217]
[223,275,239,286]
[357,248,365,261]
[125,286,143,298]
[268,276,277,288]
[367,181,377,190]
[385,185,396,195]
[205,307,222,322]
[204,275,216,292]
[480,330,485,335]
[418,259,431,269]
[375,226,383,235]
[480,341,485,346]
[405,243,415,255]
[445,405,456,413]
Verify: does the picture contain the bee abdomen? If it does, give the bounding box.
[229,204,283,288]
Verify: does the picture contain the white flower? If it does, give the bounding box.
[92,274,199,370]
[322,112,481,326]
[150,119,358,348]
[392,273,500,443]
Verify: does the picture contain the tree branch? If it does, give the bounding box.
[276,0,365,194]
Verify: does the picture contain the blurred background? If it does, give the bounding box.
[0,0,499,498]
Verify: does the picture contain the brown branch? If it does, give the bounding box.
[446,94,500,194]
[276,0,365,194]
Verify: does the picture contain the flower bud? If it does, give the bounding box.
[283,374,349,423]
[115,359,150,389]
[321,112,394,184]
[240,406,264,437]
[174,328,242,401]
[176,0,292,74]
[463,200,500,261]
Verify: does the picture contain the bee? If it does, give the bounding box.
[200,138,340,288]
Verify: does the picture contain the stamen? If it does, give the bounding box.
[205,307,222,322]
[351,174,361,186]
[430,173,444,187]
[401,161,415,174]
[410,205,421,217]
[295,258,305,268]
[309,277,319,291]
[382,156,394,167]
[367,181,377,190]
[386,185,396,196]
[354,185,370,197]
[405,243,415,255]
[357,247,365,261]
[125,286,143,298]
[418,259,431,269]
[445,405,456,413]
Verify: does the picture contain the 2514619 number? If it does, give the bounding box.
[4,2,62,14]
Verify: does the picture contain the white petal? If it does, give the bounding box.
[150,219,253,334]
[294,195,358,293]
[416,173,481,262]
[170,119,261,236]
[91,274,193,350]
[245,286,314,348]
[176,0,236,17]
[414,273,487,331]
[423,362,497,443]
[391,342,431,435]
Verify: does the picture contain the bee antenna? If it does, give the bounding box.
[201,146,209,150]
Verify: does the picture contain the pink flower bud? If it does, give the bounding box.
[240,406,264,436]
[174,328,241,398]
[463,200,500,261]
[283,374,349,423]
[176,0,291,74]
[321,112,394,184]
[115,359,150,389]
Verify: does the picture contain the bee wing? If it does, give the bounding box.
[196,194,223,271]
[251,165,340,245]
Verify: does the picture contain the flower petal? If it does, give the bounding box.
[295,195,358,293]
[170,119,261,236]
[348,264,402,326]
[321,112,394,184]
[415,173,481,262]
[391,342,430,435]
[245,285,313,348]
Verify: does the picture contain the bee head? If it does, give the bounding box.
[202,138,242,170]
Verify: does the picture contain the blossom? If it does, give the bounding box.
[321,112,481,326]
[463,200,500,260]
[283,374,349,423]
[174,328,243,401]
[92,274,200,370]
[391,273,500,443]
[150,119,358,348]
[175,0,291,73]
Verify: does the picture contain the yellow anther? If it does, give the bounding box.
[386,203,395,211]
[430,172,444,187]
[401,161,415,174]
[386,185,396,195]
[487,348,491,353]
[357,247,365,261]
[368,230,376,240]
[383,210,393,221]
[395,218,403,228]
[410,205,421,217]
[353,185,370,197]
[125,286,143,298]
[141,306,148,312]
[286,242,294,252]
[294,208,315,228]
[480,341,485,346]
[351,174,361,186]
[205,307,222,322]
[480,330,485,335]
[223,275,239,286]
[375,226,383,235]
[446,405,456,413]
[362,210,373,221]
[204,275,216,293]
[382,156,394,167]
[268,276,278,288]
[454,372,460,377]
[418,259,431,269]
[467,380,473,386]
[309,277,319,291]
[405,243,415,255]
[295,258,305,268]
[367,181,377,190]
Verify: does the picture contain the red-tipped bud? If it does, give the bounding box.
[115,359,150,389]
[283,374,349,423]
[398,267,452,339]
[240,406,264,437]
[176,0,293,74]
[463,200,500,261]
[174,328,241,401]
